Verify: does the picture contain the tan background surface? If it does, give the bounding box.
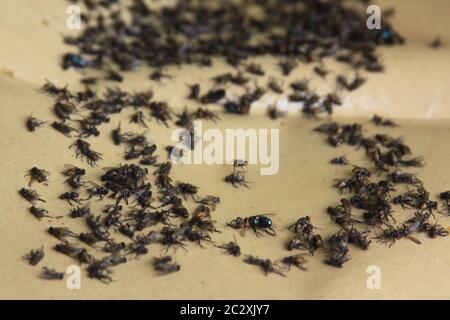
[0,0,449,299]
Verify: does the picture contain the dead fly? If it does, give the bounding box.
[87,260,113,284]
[70,203,91,218]
[228,214,276,237]
[313,122,339,134]
[119,223,136,238]
[330,156,349,165]
[419,221,449,238]
[79,229,110,247]
[289,216,315,235]
[265,78,283,95]
[216,236,241,256]
[54,241,86,259]
[192,108,220,123]
[103,241,126,255]
[186,206,219,233]
[394,188,437,213]
[324,93,342,108]
[62,53,89,69]
[26,167,50,186]
[140,155,158,166]
[60,191,82,205]
[159,227,187,252]
[77,250,97,265]
[153,256,180,275]
[245,63,265,76]
[103,210,123,229]
[187,83,200,100]
[230,72,250,86]
[149,101,173,127]
[112,123,132,145]
[63,164,86,189]
[176,182,199,200]
[278,59,298,76]
[174,108,193,129]
[19,188,45,204]
[99,254,127,267]
[52,121,77,137]
[225,173,250,188]
[30,206,52,220]
[288,91,308,103]
[27,115,47,132]
[347,228,371,250]
[141,144,157,157]
[41,267,64,280]
[282,254,308,271]
[290,79,310,92]
[327,199,358,228]
[336,74,366,91]
[243,256,285,277]
[224,99,251,115]
[371,114,398,127]
[182,227,213,247]
[363,204,396,227]
[287,216,323,254]
[76,87,96,102]
[398,156,424,168]
[166,145,184,162]
[267,105,286,120]
[390,169,422,186]
[211,73,233,86]
[70,139,103,166]
[105,69,123,82]
[232,159,248,173]
[78,119,100,138]
[40,81,72,100]
[125,148,142,160]
[86,181,109,200]
[150,69,173,82]
[313,65,329,78]
[126,240,149,259]
[375,226,420,247]
[48,226,77,241]
[200,88,226,104]
[130,111,148,128]
[84,214,102,231]
[54,101,77,120]
[195,195,221,211]
[81,77,97,85]
[24,247,45,266]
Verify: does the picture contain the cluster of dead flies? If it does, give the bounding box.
[63,0,403,72]
[20,159,311,280]
[23,107,450,281]
[41,0,405,122]
[308,115,450,267]
[20,0,449,281]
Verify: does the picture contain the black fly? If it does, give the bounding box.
[63,164,86,189]
[228,214,276,236]
[24,247,45,266]
[244,255,285,277]
[216,236,241,256]
[27,115,47,132]
[60,191,82,205]
[153,256,180,275]
[52,121,78,137]
[26,167,50,186]
[41,267,64,280]
[70,139,102,166]
[19,188,46,204]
